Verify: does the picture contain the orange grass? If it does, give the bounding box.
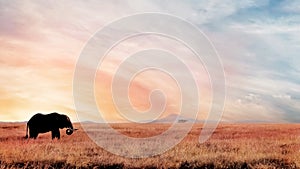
[0,123,299,168]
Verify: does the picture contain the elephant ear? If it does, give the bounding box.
[54,115,63,127]
[66,116,70,122]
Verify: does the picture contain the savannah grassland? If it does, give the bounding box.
[0,123,300,169]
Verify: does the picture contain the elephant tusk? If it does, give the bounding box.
[66,128,73,135]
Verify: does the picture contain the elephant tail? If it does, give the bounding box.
[25,123,29,139]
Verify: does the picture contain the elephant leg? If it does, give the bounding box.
[57,130,60,139]
[30,130,38,139]
[30,134,38,139]
[52,129,60,139]
[51,130,56,139]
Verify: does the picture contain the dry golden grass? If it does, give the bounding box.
[0,122,300,168]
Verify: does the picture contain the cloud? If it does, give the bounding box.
[272,94,291,100]
[0,0,300,123]
[230,16,300,34]
[280,0,300,14]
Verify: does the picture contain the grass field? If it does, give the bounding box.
[0,122,299,168]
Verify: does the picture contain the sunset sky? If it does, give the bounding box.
[0,0,299,123]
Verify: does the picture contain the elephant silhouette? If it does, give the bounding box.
[25,112,74,139]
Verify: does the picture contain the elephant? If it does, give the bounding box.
[25,112,74,139]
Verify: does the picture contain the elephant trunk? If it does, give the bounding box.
[67,120,73,130]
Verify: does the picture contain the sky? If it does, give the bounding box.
[0,0,299,123]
